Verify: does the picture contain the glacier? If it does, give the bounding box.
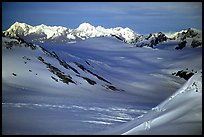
[2,23,202,135]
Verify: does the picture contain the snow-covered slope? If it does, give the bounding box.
[2,25,202,135]
[100,71,202,135]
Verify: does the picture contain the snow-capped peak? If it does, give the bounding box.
[3,22,140,44]
[4,22,32,37]
[3,22,202,47]
[171,28,202,39]
[77,22,95,31]
[11,21,32,29]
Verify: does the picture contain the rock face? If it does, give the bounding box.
[171,28,202,48]
[135,32,168,48]
[175,41,187,50]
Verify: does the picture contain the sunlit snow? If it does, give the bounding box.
[2,23,202,135]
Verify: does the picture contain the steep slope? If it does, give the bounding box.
[2,36,124,95]
[101,71,202,135]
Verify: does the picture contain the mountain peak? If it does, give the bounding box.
[77,22,95,31]
[3,22,202,47]
[12,21,23,26]
[79,22,94,27]
[187,27,201,32]
[38,24,47,28]
[11,21,32,28]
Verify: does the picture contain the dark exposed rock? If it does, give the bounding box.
[22,56,31,61]
[80,76,96,85]
[157,32,167,42]
[175,41,187,50]
[145,34,152,40]
[60,60,80,74]
[85,60,94,69]
[172,69,194,80]
[2,31,6,37]
[51,76,58,82]
[103,85,124,92]
[38,56,44,62]
[85,61,91,66]
[12,73,17,76]
[74,62,111,84]
[49,65,76,85]
[107,85,117,91]
[173,28,201,43]
[192,82,198,92]
[191,39,202,48]
[39,46,53,57]
[74,62,87,71]
[87,70,112,84]
[37,55,76,85]
[46,63,75,84]
[111,34,125,42]
[41,50,80,75]
[136,32,168,48]
[51,51,59,59]
[3,35,37,50]
[186,28,199,38]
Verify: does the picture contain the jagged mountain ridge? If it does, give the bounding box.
[3,22,139,44]
[3,22,202,48]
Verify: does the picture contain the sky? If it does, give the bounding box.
[2,2,202,34]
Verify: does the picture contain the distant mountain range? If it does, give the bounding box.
[3,22,202,48]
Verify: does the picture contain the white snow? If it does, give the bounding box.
[4,22,202,49]
[121,72,202,135]
[3,22,139,44]
[2,24,202,135]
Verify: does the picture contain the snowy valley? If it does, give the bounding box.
[2,22,202,135]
